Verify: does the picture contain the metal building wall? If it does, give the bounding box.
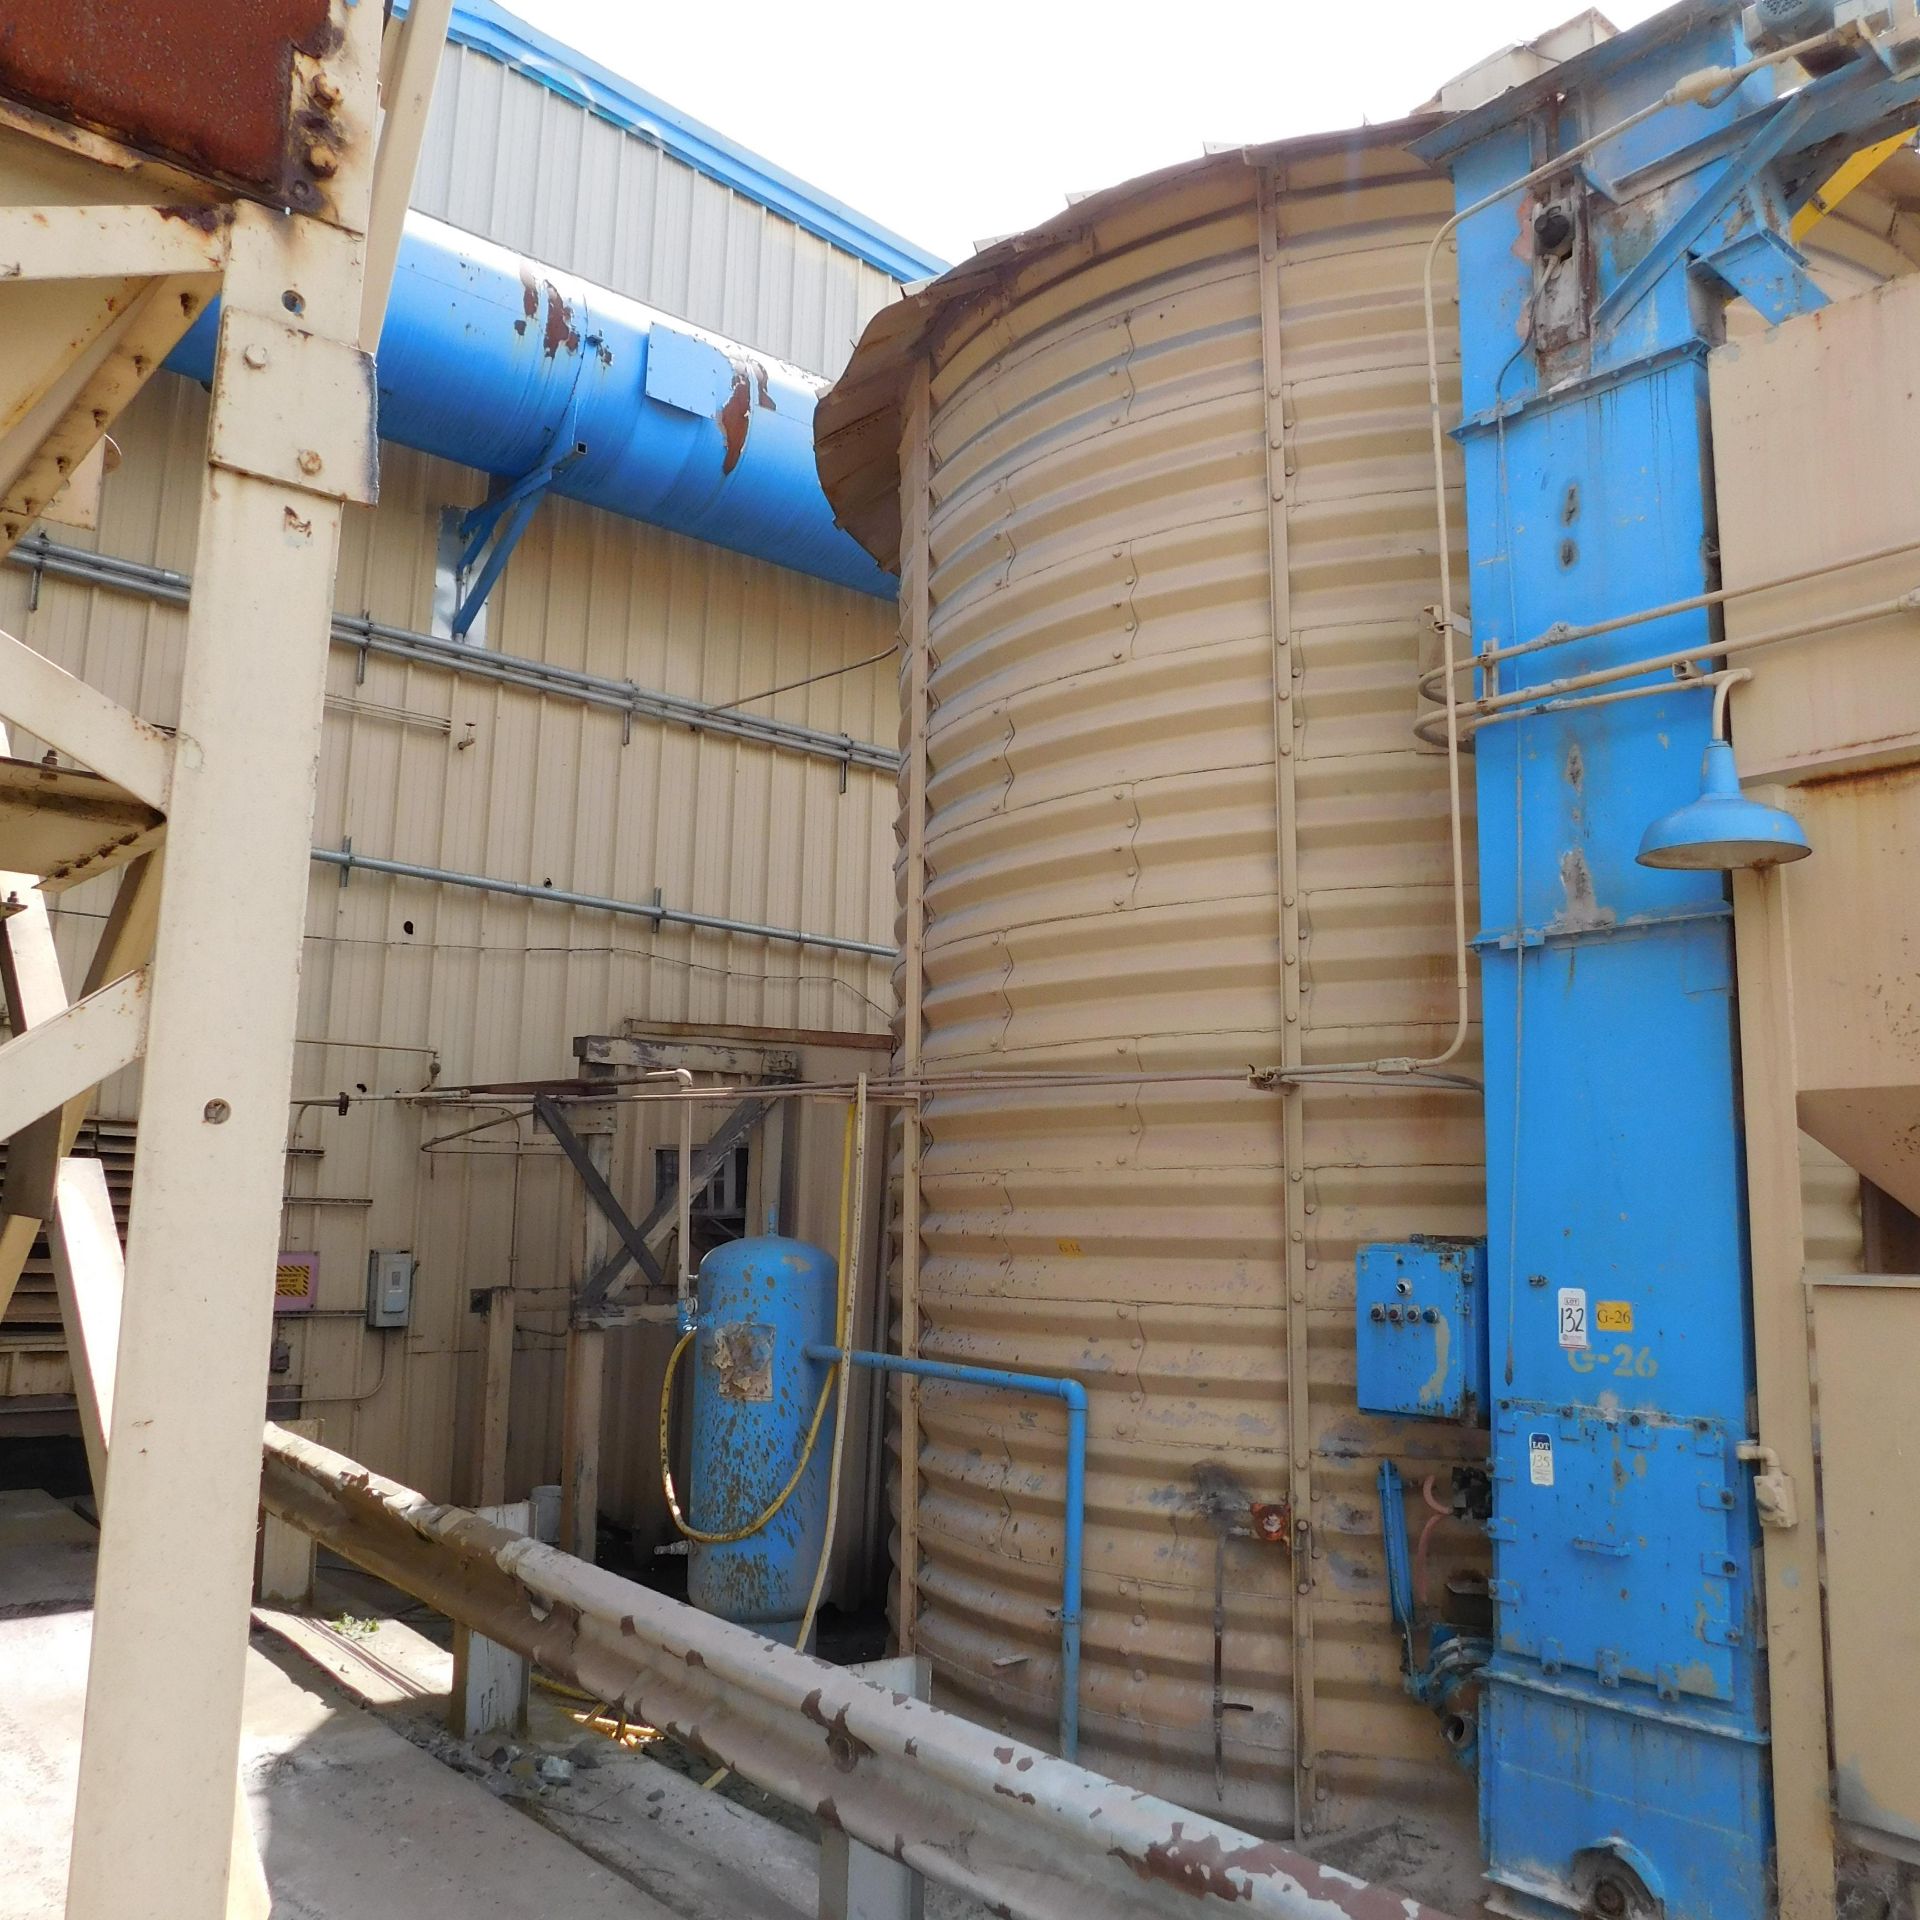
[410,41,901,379]
[0,367,897,1511]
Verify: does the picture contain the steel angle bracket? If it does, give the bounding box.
[209,306,377,506]
[450,400,590,640]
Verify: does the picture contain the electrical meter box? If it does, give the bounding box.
[366,1249,414,1329]
[1356,1237,1488,1423]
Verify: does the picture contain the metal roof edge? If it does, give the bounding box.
[403,0,949,283]
[815,119,1450,575]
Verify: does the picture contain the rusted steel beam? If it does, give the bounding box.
[259,1424,1455,1920]
[0,0,351,212]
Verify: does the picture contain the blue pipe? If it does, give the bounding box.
[1376,1461,1414,1664]
[807,1344,1087,1760]
[165,212,894,600]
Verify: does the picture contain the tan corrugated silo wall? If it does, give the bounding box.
[891,139,1485,1865]
[879,133,1877,1879]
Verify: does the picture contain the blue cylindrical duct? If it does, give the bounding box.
[166,213,892,599]
[685,1235,836,1633]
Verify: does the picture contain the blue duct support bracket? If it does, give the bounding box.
[807,1345,1087,1761]
[167,213,895,601]
[450,429,587,639]
[1412,7,1920,1918]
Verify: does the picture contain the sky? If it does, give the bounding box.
[509,0,1669,268]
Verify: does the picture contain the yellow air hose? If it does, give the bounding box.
[658,1097,854,1546]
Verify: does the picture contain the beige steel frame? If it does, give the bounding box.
[0,6,450,1915]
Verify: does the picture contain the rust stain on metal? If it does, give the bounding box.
[0,0,342,204]
[800,1687,874,1773]
[683,1647,706,1668]
[157,202,224,234]
[753,361,775,411]
[719,362,753,475]
[1800,758,1920,797]
[815,1798,843,1831]
[542,284,580,359]
[1109,1823,1443,1913]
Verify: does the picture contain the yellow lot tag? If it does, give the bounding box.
[1596,1300,1633,1333]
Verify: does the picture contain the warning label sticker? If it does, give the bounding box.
[1557,1286,1589,1350]
[1529,1432,1554,1487]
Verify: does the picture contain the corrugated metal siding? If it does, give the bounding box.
[0,367,896,1504]
[410,42,900,378]
[900,148,1483,1874]
[888,140,1868,1886]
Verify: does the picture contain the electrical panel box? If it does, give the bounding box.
[1356,1238,1488,1423]
[366,1249,414,1329]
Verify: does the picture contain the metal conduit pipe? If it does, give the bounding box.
[259,1425,1448,1920]
[309,845,894,959]
[5,534,900,775]
[1414,531,1920,701]
[809,1346,1087,1761]
[168,212,893,599]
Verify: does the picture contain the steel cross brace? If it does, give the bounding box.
[576,1091,776,1312]
[1596,56,1920,336]
[532,1092,665,1290]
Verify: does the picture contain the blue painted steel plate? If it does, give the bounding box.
[1490,1405,1741,1700]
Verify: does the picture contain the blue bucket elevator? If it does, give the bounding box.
[1373,8,1920,1918]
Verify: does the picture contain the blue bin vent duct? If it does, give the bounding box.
[166,213,895,601]
[1413,11,1920,1918]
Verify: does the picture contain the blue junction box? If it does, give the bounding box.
[1356,1238,1489,1424]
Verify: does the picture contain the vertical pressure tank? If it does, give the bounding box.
[815,128,1489,1891]
[685,1236,837,1634]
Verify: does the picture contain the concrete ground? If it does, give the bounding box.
[0,1488,982,1920]
[0,1490,753,1920]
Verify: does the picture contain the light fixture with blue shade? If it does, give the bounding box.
[1637,737,1812,871]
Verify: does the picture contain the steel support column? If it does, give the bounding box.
[64,194,380,1917]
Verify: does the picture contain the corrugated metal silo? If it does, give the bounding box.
[814,119,1883,1895]
[822,128,1486,1884]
